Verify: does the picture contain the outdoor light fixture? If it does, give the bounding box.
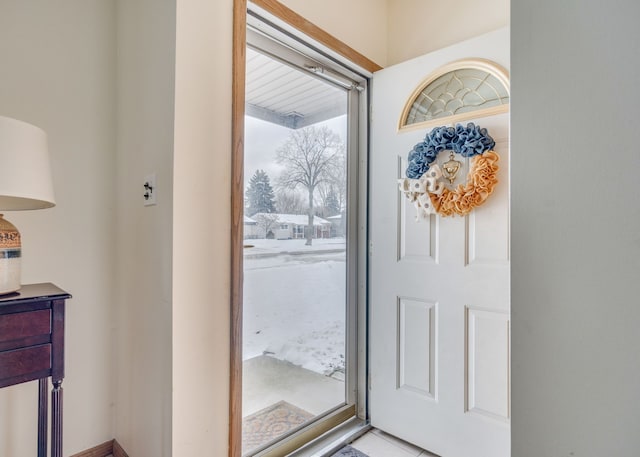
[0,116,55,295]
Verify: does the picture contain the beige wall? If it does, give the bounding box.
[279,0,389,67]
[0,1,116,455]
[114,0,176,455]
[172,0,232,454]
[387,0,509,65]
[278,0,510,68]
[511,1,640,455]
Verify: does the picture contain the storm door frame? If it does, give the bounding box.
[231,1,381,456]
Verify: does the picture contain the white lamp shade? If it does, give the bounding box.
[0,116,55,210]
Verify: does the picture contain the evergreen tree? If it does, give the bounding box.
[246,169,276,216]
[324,186,341,216]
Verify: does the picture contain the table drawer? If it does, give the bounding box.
[0,344,51,386]
[0,309,51,344]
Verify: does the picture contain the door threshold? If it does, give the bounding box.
[287,417,371,457]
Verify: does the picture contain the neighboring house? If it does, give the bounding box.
[243,215,260,239]
[252,212,332,239]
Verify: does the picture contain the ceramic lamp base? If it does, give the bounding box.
[0,214,21,295]
[0,256,21,295]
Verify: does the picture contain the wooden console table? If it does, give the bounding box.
[0,283,71,457]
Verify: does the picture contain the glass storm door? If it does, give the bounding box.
[241,19,366,456]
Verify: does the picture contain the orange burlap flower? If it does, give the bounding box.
[429,150,499,217]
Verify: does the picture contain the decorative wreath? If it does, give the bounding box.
[398,123,500,218]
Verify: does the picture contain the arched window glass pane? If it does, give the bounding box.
[403,65,509,128]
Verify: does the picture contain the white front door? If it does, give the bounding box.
[369,28,510,457]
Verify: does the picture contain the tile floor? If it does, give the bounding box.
[349,428,439,457]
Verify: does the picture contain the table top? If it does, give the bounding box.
[0,283,71,306]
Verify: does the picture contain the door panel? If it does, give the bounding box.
[465,306,510,421]
[398,183,438,263]
[370,28,510,457]
[397,297,436,397]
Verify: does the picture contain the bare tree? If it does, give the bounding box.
[253,213,280,239]
[317,146,346,217]
[276,125,342,245]
[275,189,306,214]
[329,148,347,213]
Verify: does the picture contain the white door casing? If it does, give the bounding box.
[369,28,510,457]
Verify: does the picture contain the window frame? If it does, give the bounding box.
[398,58,510,132]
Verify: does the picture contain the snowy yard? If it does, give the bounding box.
[243,238,346,378]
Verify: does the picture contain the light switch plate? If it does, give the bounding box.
[144,173,157,206]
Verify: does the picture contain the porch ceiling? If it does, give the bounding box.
[245,47,346,129]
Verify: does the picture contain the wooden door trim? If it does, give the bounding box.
[230,0,246,457]
[251,0,383,73]
[229,0,247,457]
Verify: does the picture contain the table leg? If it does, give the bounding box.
[38,378,48,457]
[51,381,63,457]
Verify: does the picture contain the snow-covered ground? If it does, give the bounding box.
[243,238,346,378]
[243,237,346,256]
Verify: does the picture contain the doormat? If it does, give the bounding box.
[242,400,313,452]
[330,445,369,457]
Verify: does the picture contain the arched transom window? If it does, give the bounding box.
[399,59,510,131]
